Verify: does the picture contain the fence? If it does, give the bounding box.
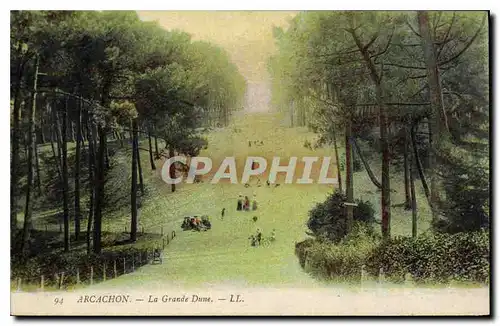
[12,230,177,292]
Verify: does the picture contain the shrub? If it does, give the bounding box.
[306,192,375,242]
[296,230,490,284]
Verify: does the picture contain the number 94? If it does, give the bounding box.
[54,297,64,305]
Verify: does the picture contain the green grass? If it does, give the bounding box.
[16,111,436,289]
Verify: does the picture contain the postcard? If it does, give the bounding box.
[10,10,490,316]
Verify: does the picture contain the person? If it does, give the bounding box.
[252,199,258,211]
[237,195,243,211]
[249,235,257,247]
[256,228,262,245]
[244,196,250,211]
[221,207,226,220]
[271,229,276,242]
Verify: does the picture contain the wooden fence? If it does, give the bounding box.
[13,230,177,292]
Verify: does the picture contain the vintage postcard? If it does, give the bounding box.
[10,10,490,316]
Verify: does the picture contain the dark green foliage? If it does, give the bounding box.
[295,230,489,284]
[366,231,490,284]
[434,143,489,234]
[306,192,375,242]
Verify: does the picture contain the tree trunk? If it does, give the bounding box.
[403,127,411,210]
[130,119,138,242]
[169,147,176,193]
[352,137,382,189]
[148,129,156,170]
[49,123,62,182]
[332,125,343,194]
[62,97,70,252]
[417,10,445,222]
[351,28,391,238]
[86,112,95,255]
[34,139,42,196]
[11,52,26,245]
[74,97,82,241]
[104,137,110,170]
[21,55,39,254]
[92,126,105,254]
[345,120,354,235]
[410,124,433,209]
[136,133,144,195]
[379,93,391,239]
[410,140,418,238]
[154,136,160,159]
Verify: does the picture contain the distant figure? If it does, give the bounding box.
[237,195,243,211]
[248,141,251,147]
[256,228,262,245]
[271,229,276,242]
[275,183,280,187]
[252,216,258,222]
[266,180,270,187]
[249,235,257,247]
[244,183,250,188]
[221,207,226,220]
[244,196,250,211]
[252,199,258,211]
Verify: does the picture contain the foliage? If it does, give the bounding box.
[306,191,375,242]
[296,230,489,284]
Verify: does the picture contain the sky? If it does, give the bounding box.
[136,11,297,112]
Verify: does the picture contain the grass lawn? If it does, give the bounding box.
[16,111,436,289]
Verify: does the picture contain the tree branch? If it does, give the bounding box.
[438,14,486,66]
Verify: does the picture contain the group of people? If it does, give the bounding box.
[249,228,276,247]
[237,194,258,211]
[181,215,211,231]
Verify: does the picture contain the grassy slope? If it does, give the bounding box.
[89,112,433,289]
[15,111,436,289]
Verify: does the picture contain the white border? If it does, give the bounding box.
[2,1,498,325]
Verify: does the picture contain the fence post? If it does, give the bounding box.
[114,260,117,278]
[16,278,22,292]
[162,238,165,249]
[59,272,64,290]
[123,257,126,275]
[90,266,94,285]
[378,267,385,283]
[172,230,175,239]
[76,268,80,284]
[103,263,106,281]
[404,272,413,286]
[40,275,44,291]
[361,265,367,285]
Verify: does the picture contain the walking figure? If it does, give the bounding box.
[221,207,226,220]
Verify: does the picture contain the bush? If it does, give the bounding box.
[306,192,375,242]
[366,231,490,284]
[296,230,490,285]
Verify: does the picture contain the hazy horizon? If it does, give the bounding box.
[137,11,297,112]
